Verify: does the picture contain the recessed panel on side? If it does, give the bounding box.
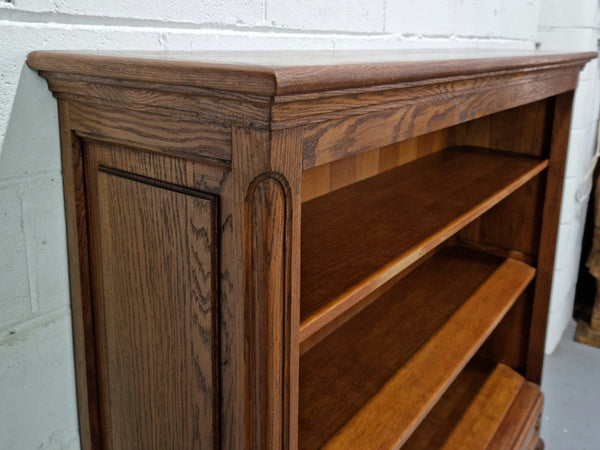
[87,163,219,449]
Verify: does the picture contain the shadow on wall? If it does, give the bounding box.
[1,62,62,179]
[0,61,69,332]
[0,62,79,449]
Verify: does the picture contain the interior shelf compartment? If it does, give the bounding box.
[298,246,536,450]
[301,146,547,343]
[403,358,542,449]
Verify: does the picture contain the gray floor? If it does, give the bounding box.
[541,320,600,450]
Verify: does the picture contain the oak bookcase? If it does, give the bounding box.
[28,49,595,449]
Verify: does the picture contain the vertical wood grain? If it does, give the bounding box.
[453,99,554,375]
[84,145,220,449]
[527,92,574,383]
[232,127,302,450]
[453,99,551,157]
[57,100,99,450]
[301,129,449,202]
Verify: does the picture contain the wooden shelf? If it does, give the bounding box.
[298,246,535,450]
[403,358,542,449]
[301,146,547,343]
[31,50,589,449]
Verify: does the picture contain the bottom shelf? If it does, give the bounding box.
[404,358,543,449]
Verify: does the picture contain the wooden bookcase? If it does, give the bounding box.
[28,49,595,449]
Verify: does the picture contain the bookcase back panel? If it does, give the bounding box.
[458,177,546,261]
[452,98,553,158]
[301,128,450,202]
[478,288,534,373]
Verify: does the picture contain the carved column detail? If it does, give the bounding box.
[233,127,302,450]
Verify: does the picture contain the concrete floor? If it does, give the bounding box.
[541,320,600,450]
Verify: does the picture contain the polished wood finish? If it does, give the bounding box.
[28,49,594,96]
[487,381,544,450]
[299,247,535,449]
[301,129,449,202]
[404,359,524,449]
[56,100,98,450]
[527,92,575,383]
[28,49,593,449]
[404,358,543,450]
[84,145,220,449]
[301,147,546,343]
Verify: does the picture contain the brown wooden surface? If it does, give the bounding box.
[301,69,577,168]
[79,140,240,449]
[477,289,534,373]
[84,143,220,449]
[56,100,99,450]
[301,147,547,343]
[28,49,594,95]
[527,92,575,383]
[298,247,437,356]
[301,129,449,202]
[299,246,535,450]
[403,359,524,449]
[69,100,232,165]
[487,382,543,450]
[452,99,552,158]
[31,50,592,450]
[574,319,600,347]
[231,126,304,450]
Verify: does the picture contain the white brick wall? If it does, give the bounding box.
[0,0,597,447]
[537,0,600,354]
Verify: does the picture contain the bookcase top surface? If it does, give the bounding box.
[28,49,595,96]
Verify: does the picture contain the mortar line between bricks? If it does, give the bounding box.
[0,8,386,36]
[0,170,62,186]
[0,9,533,43]
[0,304,72,341]
[539,25,600,32]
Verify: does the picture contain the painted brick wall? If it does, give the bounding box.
[538,0,600,353]
[0,0,597,447]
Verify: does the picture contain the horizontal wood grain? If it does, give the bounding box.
[27,49,594,96]
[299,247,535,449]
[302,69,576,167]
[46,72,271,127]
[403,359,524,449]
[276,65,569,128]
[69,101,232,164]
[487,382,544,450]
[300,147,547,342]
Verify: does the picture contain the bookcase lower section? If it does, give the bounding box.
[406,359,543,450]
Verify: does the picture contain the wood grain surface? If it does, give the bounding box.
[31,49,592,450]
[527,92,575,383]
[487,382,544,450]
[301,69,577,167]
[301,147,547,343]
[84,149,220,449]
[28,49,594,95]
[299,246,535,449]
[233,126,303,450]
[301,129,450,202]
[403,359,524,449]
[56,100,99,450]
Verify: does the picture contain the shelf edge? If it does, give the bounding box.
[300,159,548,345]
[320,258,536,450]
